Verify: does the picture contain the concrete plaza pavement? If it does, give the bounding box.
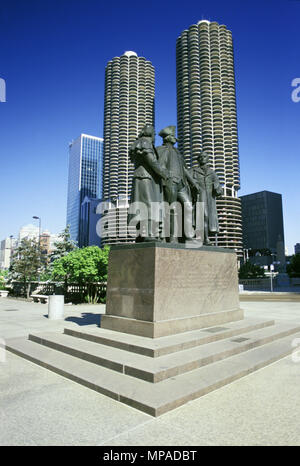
[0,296,300,446]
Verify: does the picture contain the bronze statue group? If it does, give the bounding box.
[128,124,223,245]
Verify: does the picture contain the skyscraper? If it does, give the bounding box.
[240,191,285,255]
[66,134,104,244]
[102,51,155,244]
[176,20,242,254]
[0,237,17,270]
[79,197,102,248]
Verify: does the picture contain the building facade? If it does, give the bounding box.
[0,228,62,269]
[240,191,285,258]
[295,243,300,255]
[102,51,155,244]
[66,134,104,244]
[176,20,242,254]
[19,224,40,242]
[0,237,17,270]
[40,231,51,255]
[79,197,102,248]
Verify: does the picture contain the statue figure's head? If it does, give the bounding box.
[198,151,209,166]
[159,126,177,145]
[138,124,155,142]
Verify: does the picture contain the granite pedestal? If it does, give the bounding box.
[101,243,243,338]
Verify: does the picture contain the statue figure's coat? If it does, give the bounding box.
[129,136,167,208]
[190,165,223,233]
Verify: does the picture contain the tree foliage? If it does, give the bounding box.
[287,254,300,278]
[0,270,8,279]
[0,270,8,290]
[9,238,45,298]
[50,225,77,263]
[239,261,265,279]
[51,246,110,303]
[249,248,272,257]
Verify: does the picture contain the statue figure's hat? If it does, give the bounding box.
[159,125,176,138]
[138,124,155,138]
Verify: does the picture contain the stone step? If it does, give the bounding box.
[64,317,275,357]
[5,332,300,417]
[28,322,300,383]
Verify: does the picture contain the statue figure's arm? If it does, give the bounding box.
[184,167,200,191]
[212,172,223,197]
[178,152,200,191]
[141,142,169,180]
[129,139,141,164]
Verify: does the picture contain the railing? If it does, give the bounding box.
[9,281,107,303]
[239,278,276,290]
[239,277,300,292]
[291,278,300,286]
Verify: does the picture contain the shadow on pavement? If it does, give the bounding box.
[64,313,101,327]
[42,312,101,327]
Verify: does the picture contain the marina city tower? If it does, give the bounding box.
[176,20,243,254]
[102,51,155,244]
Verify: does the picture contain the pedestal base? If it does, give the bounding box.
[103,242,243,337]
[101,308,244,338]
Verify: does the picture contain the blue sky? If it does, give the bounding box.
[0,0,299,253]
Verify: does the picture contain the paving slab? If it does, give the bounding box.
[0,352,149,446]
[0,298,104,340]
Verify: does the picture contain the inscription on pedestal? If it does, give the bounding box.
[105,244,240,324]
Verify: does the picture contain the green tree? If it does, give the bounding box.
[287,254,300,278]
[51,246,110,303]
[0,270,8,279]
[9,238,45,298]
[239,261,265,279]
[50,225,77,263]
[0,270,8,290]
[249,248,271,257]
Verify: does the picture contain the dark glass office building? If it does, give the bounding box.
[240,191,285,254]
[79,197,102,248]
[66,134,104,244]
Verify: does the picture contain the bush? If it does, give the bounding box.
[0,271,8,290]
[239,261,265,279]
[287,254,300,278]
[51,246,110,303]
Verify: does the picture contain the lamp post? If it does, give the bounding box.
[270,264,274,292]
[32,216,41,245]
[32,216,41,282]
[9,235,13,268]
[243,248,251,264]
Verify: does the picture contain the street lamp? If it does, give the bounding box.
[270,264,275,292]
[9,235,13,267]
[243,248,251,263]
[32,216,41,282]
